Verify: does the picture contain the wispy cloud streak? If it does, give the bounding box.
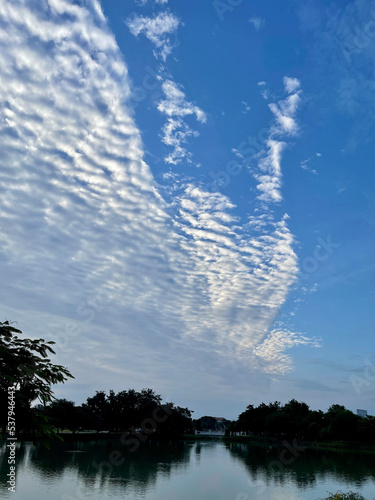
[253,78,302,203]
[249,16,265,31]
[157,79,207,164]
[126,11,180,61]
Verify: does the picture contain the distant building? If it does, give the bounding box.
[357,409,368,418]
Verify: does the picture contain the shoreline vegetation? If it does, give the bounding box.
[2,321,374,447]
[2,321,375,500]
[4,398,374,448]
[3,431,375,456]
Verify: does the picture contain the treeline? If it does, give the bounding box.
[194,416,231,432]
[229,399,375,442]
[4,389,194,440]
[0,389,194,441]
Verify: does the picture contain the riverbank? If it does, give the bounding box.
[217,434,375,454]
[4,431,375,454]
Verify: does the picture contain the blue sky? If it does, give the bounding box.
[0,0,374,419]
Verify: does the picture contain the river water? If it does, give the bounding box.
[1,439,375,499]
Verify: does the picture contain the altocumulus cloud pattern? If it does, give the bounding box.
[0,0,320,384]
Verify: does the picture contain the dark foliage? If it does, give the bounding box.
[43,389,194,440]
[0,320,74,439]
[231,398,375,443]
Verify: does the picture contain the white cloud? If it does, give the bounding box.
[241,100,251,114]
[232,147,244,159]
[157,79,207,164]
[171,187,316,374]
[253,329,321,373]
[0,2,318,406]
[250,78,303,203]
[160,118,199,164]
[300,154,320,175]
[284,76,301,93]
[255,140,285,202]
[138,0,169,4]
[269,92,301,134]
[257,81,269,100]
[249,16,265,31]
[158,80,206,122]
[126,11,180,60]
[300,160,317,175]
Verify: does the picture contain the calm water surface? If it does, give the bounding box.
[1,439,375,499]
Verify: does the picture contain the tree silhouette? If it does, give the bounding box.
[233,399,370,443]
[0,320,74,438]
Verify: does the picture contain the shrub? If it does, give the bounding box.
[320,492,366,500]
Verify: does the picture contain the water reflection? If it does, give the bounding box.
[0,438,192,498]
[227,441,375,492]
[1,439,375,499]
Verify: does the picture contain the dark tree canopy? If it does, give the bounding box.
[232,399,375,443]
[80,388,194,437]
[0,320,74,403]
[0,320,74,438]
